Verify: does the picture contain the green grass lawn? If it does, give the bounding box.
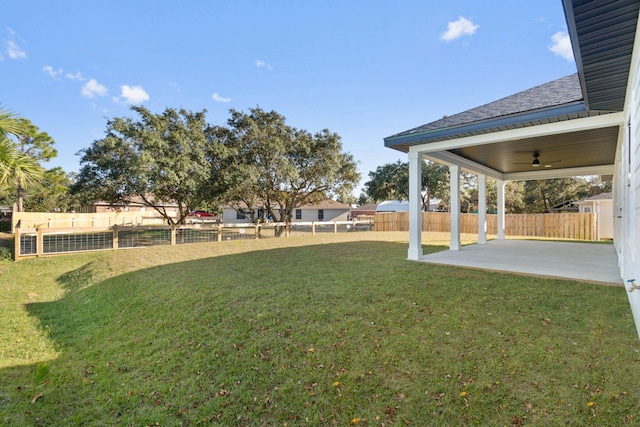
[1,232,639,425]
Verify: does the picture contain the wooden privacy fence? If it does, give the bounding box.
[374,212,598,240]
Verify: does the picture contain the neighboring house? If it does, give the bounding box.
[549,200,578,213]
[575,192,613,240]
[222,200,352,224]
[0,205,11,217]
[351,203,378,218]
[383,1,640,336]
[77,197,182,216]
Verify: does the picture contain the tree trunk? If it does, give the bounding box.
[17,181,24,212]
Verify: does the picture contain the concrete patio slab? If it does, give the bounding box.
[420,239,623,285]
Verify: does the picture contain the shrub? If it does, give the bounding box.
[0,219,11,233]
[0,246,12,261]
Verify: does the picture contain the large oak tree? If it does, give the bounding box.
[211,107,360,229]
[73,106,223,225]
[364,160,449,211]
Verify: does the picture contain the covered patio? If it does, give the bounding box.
[382,1,640,290]
[422,239,622,286]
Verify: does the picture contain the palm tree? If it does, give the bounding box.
[0,104,21,180]
[0,104,45,212]
[0,104,23,137]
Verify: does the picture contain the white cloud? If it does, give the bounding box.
[43,65,63,79]
[81,79,108,98]
[211,92,231,103]
[441,17,479,42]
[66,71,85,81]
[4,28,27,59]
[549,31,574,61]
[256,59,273,71]
[120,85,149,104]
[7,40,27,59]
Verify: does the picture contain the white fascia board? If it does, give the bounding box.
[425,151,505,180]
[504,164,615,181]
[407,112,625,153]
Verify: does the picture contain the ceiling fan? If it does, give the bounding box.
[515,152,561,168]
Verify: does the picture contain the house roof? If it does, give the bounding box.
[383,74,618,158]
[382,0,638,182]
[225,199,351,210]
[352,203,378,212]
[565,0,640,111]
[386,74,584,142]
[301,200,351,210]
[92,196,181,207]
[576,192,613,203]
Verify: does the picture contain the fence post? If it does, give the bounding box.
[334,221,337,234]
[217,224,222,242]
[255,224,260,239]
[171,224,177,245]
[14,225,20,260]
[113,225,119,250]
[36,227,43,257]
[312,221,316,235]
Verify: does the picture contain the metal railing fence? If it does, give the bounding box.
[13,219,374,260]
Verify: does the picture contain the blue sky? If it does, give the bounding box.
[1,0,576,195]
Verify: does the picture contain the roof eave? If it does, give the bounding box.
[384,101,587,151]
[562,0,591,109]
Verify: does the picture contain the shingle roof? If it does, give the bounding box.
[352,203,378,211]
[388,74,583,139]
[301,200,351,210]
[225,199,351,210]
[578,192,613,202]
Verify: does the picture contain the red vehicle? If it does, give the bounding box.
[189,210,216,218]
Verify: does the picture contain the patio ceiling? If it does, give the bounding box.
[384,0,639,181]
[449,125,620,175]
[420,114,623,181]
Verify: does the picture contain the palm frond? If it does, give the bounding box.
[0,104,24,137]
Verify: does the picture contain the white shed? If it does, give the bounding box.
[376,199,441,213]
[376,200,409,213]
[574,192,613,240]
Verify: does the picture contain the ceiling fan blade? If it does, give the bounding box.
[513,159,561,164]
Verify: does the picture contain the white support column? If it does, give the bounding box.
[449,164,461,251]
[477,173,487,244]
[496,179,506,240]
[407,151,423,260]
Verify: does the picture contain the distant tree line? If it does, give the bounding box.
[2,101,612,225]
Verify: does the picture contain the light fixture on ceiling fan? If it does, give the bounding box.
[515,152,561,168]
[532,152,541,167]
